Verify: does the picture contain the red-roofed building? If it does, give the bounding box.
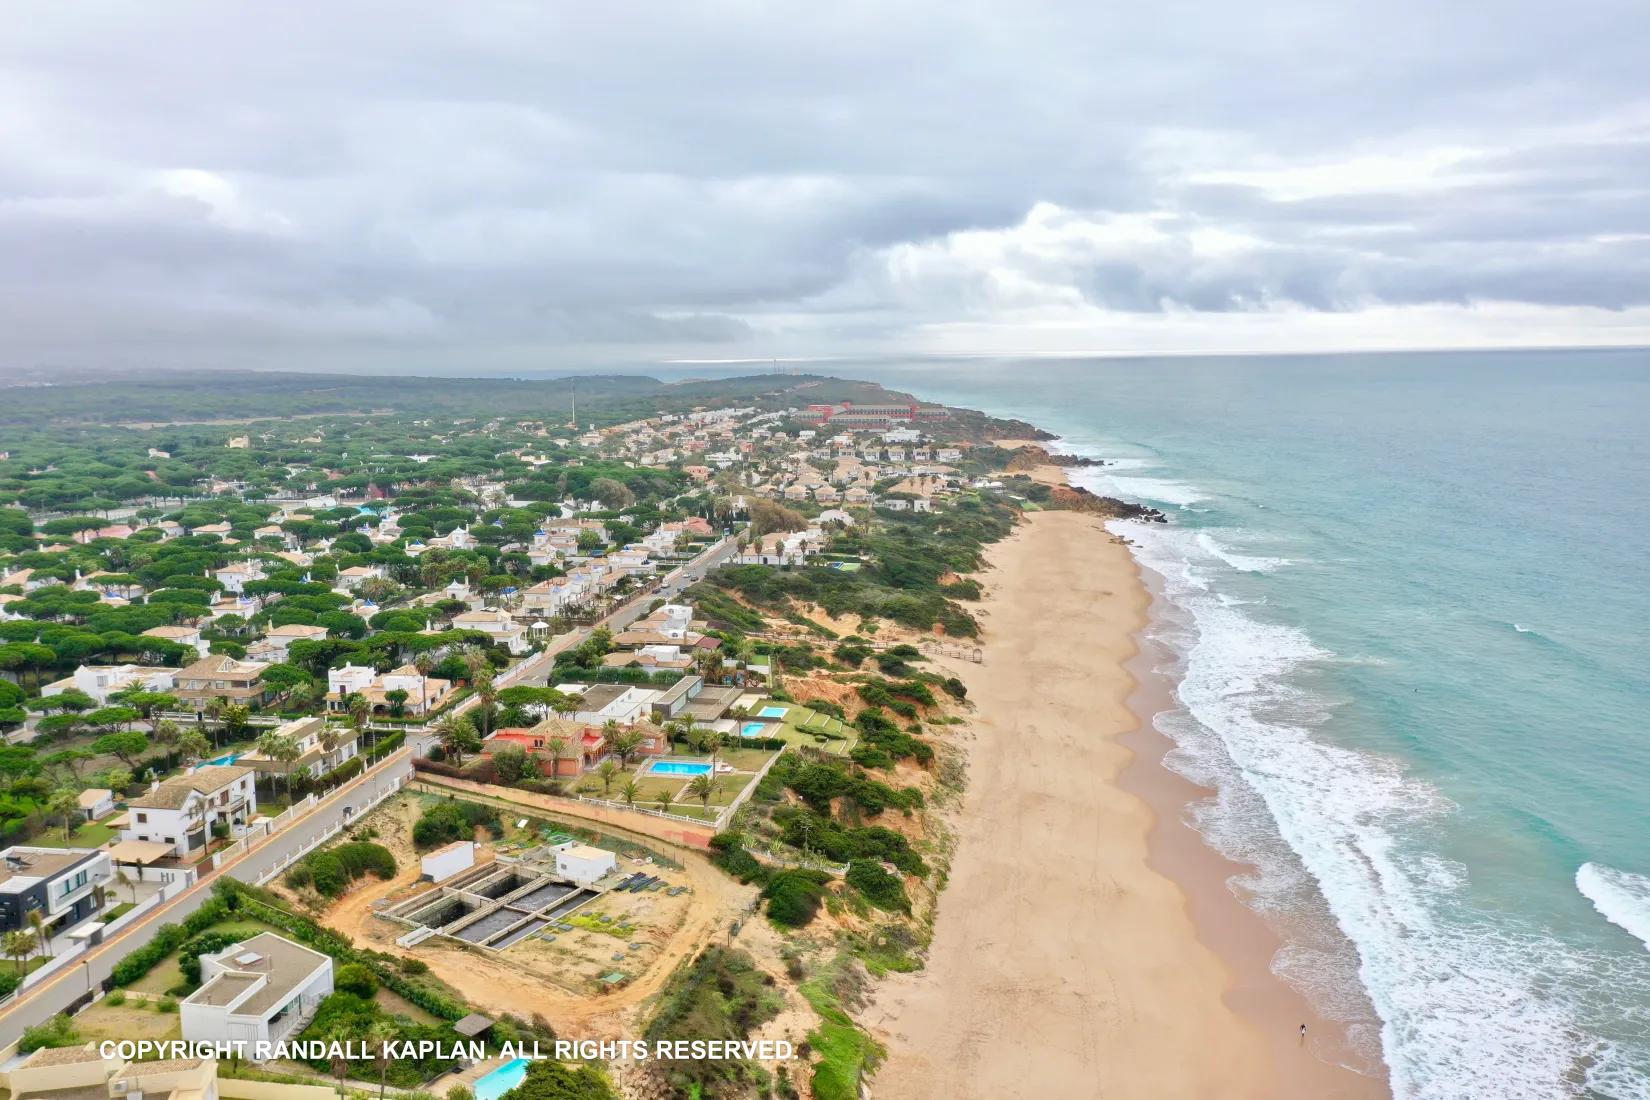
[483,718,607,777]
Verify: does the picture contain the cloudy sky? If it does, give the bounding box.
[5,1,1650,373]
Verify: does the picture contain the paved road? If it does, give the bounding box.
[512,532,741,688]
[0,740,428,1048]
[0,536,739,1043]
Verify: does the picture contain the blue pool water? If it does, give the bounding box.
[647,760,713,777]
[472,1058,529,1100]
[757,705,788,719]
[204,752,240,767]
[740,722,766,738]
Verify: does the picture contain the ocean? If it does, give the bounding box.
[848,350,1650,1099]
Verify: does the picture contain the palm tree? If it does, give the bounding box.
[620,778,640,810]
[474,674,498,739]
[691,727,722,771]
[152,719,182,759]
[27,910,48,959]
[256,731,301,799]
[544,735,570,780]
[607,729,644,770]
[654,788,675,815]
[369,1018,398,1100]
[596,760,619,796]
[412,652,437,714]
[3,930,36,975]
[434,714,477,765]
[346,692,372,739]
[114,866,137,905]
[686,774,720,816]
[459,646,489,683]
[203,698,226,747]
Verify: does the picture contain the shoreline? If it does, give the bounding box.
[1118,558,1389,1097]
[868,447,1387,1098]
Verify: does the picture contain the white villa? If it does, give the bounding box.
[239,717,359,780]
[42,664,177,706]
[181,932,333,1053]
[448,608,531,654]
[327,663,452,715]
[121,766,257,858]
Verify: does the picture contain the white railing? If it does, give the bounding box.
[570,793,727,829]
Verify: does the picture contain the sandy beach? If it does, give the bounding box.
[869,461,1388,1097]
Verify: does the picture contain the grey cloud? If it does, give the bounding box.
[2,0,1649,370]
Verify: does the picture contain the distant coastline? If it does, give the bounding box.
[869,424,1388,1098]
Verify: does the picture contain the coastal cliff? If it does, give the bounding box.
[1046,481,1168,521]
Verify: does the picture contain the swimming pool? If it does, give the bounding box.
[757,705,788,719]
[473,1058,530,1100]
[740,722,766,738]
[204,752,240,767]
[647,760,713,777]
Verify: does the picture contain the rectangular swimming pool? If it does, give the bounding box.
[757,705,788,719]
[647,760,713,777]
[474,1058,530,1100]
[740,721,766,738]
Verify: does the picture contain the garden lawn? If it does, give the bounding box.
[29,818,121,848]
[75,999,182,1042]
[751,700,858,756]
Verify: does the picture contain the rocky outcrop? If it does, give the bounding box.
[1003,444,1107,472]
[1047,483,1167,522]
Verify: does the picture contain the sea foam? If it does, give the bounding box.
[1118,518,1650,1099]
[1577,863,1650,953]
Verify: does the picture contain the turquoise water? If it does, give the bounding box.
[204,752,240,767]
[740,722,767,738]
[472,1058,529,1100]
[758,705,789,718]
[857,350,1650,1099]
[647,760,713,777]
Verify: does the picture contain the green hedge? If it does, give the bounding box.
[110,897,233,986]
[225,887,469,1022]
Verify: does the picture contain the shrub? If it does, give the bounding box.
[763,870,831,928]
[412,801,501,848]
[105,989,126,1006]
[110,898,231,986]
[20,1013,80,1053]
[846,860,910,913]
[335,962,378,999]
[307,851,347,896]
[157,996,178,1013]
[179,931,247,985]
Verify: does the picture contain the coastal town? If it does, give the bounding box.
[0,372,1163,1100]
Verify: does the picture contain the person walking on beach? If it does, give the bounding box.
[1299,1023,1308,1045]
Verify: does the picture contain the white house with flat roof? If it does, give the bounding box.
[181,932,333,1053]
[555,844,617,884]
[0,846,112,935]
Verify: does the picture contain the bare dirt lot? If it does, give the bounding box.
[312,791,756,1037]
